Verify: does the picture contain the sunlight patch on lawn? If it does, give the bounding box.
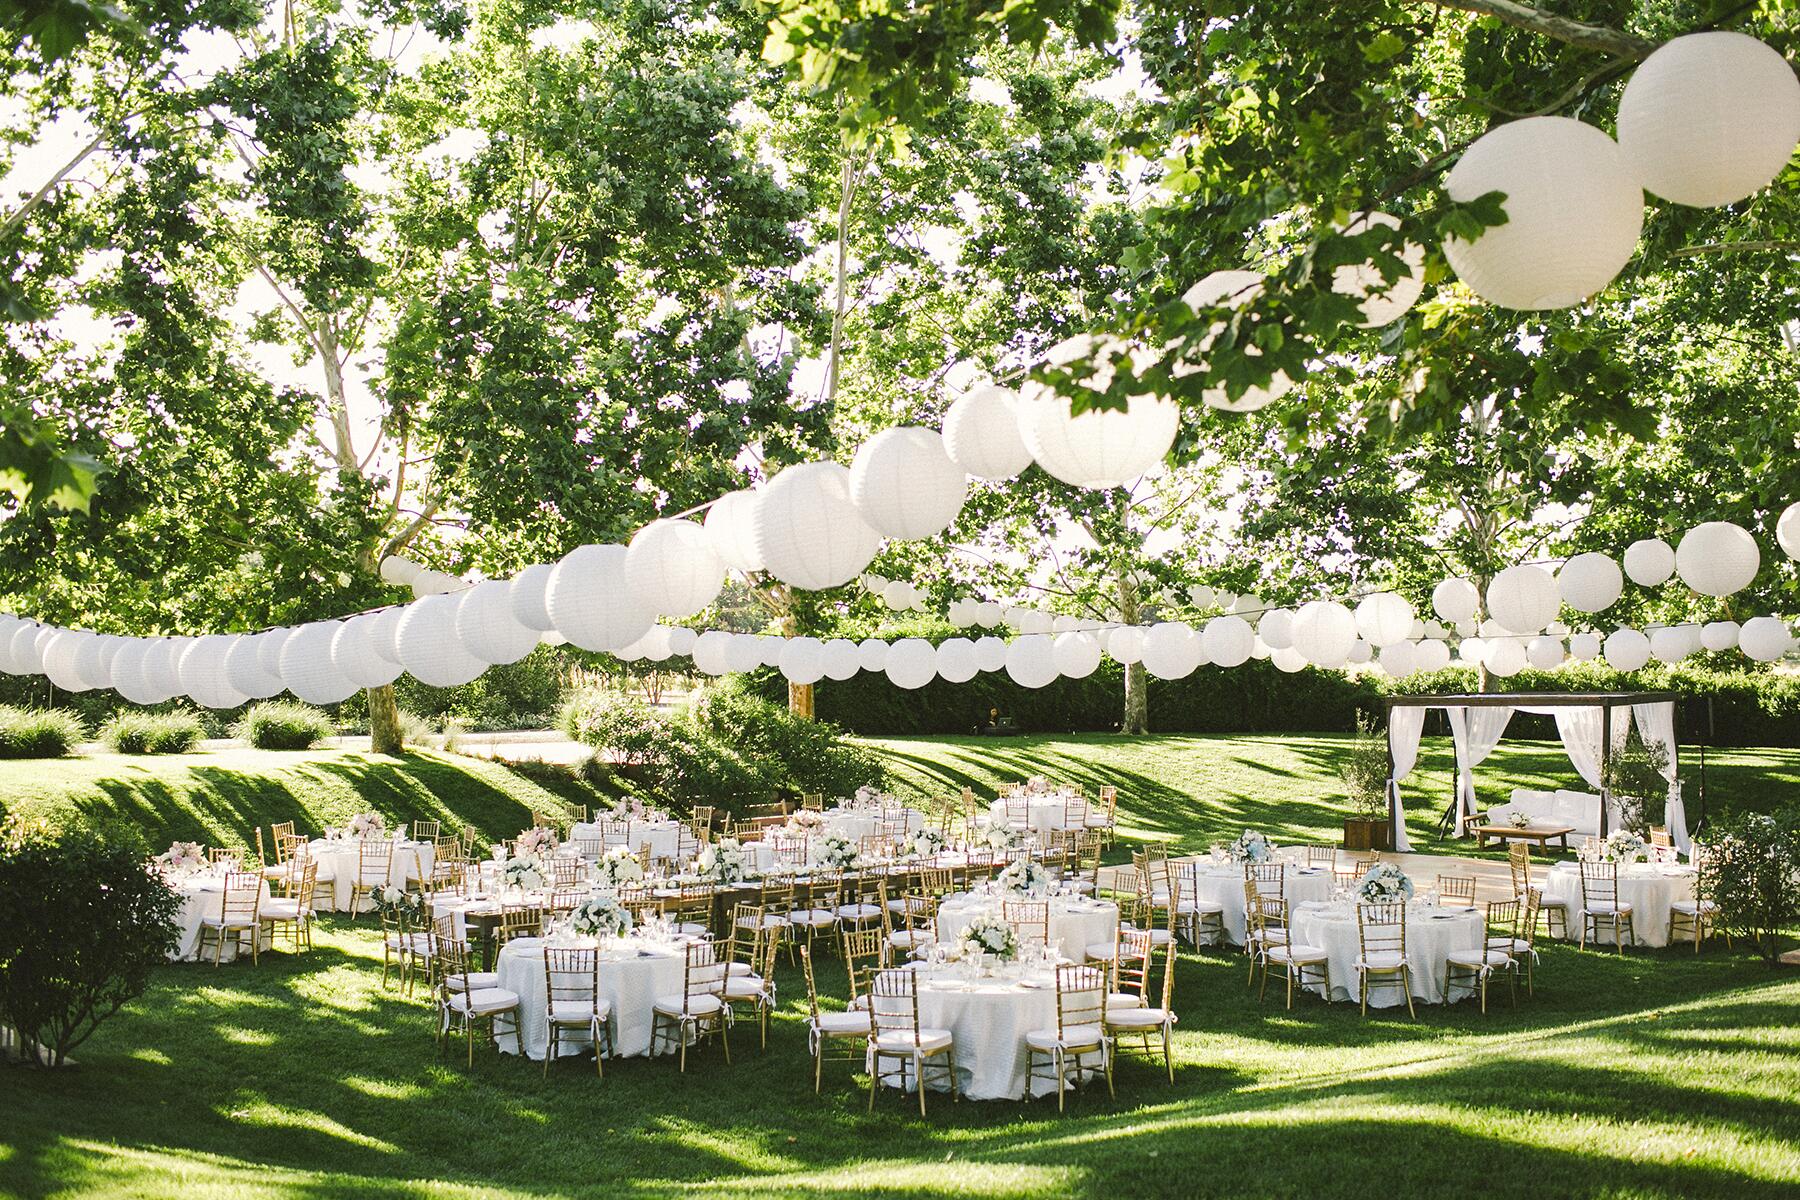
[217,1099,402,1154]
[644,1117,806,1173]
[650,1158,1083,1197]
[47,1140,510,1199]
[128,1047,173,1065]
[218,1025,277,1046]
[341,1074,429,1101]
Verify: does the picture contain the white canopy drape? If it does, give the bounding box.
[1632,700,1687,851]
[1446,706,1513,836]
[1385,706,1426,854]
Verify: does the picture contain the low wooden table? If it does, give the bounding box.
[1474,823,1575,850]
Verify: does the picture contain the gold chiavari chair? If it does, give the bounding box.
[1355,901,1414,1018]
[351,839,396,917]
[1305,844,1337,868]
[650,940,730,1072]
[543,945,613,1078]
[833,873,885,933]
[260,859,318,953]
[859,833,896,862]
[882,886,938,959]
[1002,792,1031,832]
[1446,898,1520,1013]
[1173,862,1227,946]
[1578,861,1635,953]
[1060,793,1090,836]
[270,835,313,895]
[548,888,586,916]
[788,872,841,952]
[1669,846,1725,952]
[435,933,520,1068]
[841,927,888,1012]
[197,870,263,967]
[1253,895,1330,1010]
[1090,785,1119,845]
[549,856,585,889]
[573,837,604,860]
[1510,843,1567,938]
[960,786,979,835]
[868,968,958,1115]
[426,858,466,897]
[692,804,716,835]
[600,819,631,850]
[802,794,825,812]
[1104,931,1178,1083]
[917,866,955,900]
[413,819,441,842]
[1436,874,1478,907]
[434,833,466,863]
[616,882,659,927]
[722,906,782,1049]
[1245,861,1286,904]
[1002,899,1051,951]
[635,842,656,876]
[801,944,871,1092]
[1067,830,1105,895]
[497,903,545,946]
[1025,963,1111,1111]
[1350,849,1380,874]
[209,846,241,867]
[667,883,715,939]
[1105,927,1155,1016]
[1242,878,1288,985]
[380,904,431,994]
[1650,828,1673,851]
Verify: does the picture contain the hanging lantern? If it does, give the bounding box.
[224,632,289,699]
[1052,631,1102,679]
[626,519,726,619]
[1649,626,1693,664]
[1700,620,1740,652]
[1290,601,1358,668]
[1526,635,1566,671]
[1270,646,1307,673]
[822,638,861,680]
[41,630,97,693]
[1603,627,1652,672]
[279,621,362,703]
[723,634,764,674]
[1778,502,1800,560]
[1568,631,1602,661]
[1739,617,1794,662]
[942,384,1034,480]
[1347,638,1374,666]
[848,427,969,539]
[1674,521,1760,597]
[1016,335,1178,487]
[1623,538,1676,586]
[751,463,883,591]
[1175,271,1295,411]
[1486,565,1558,634]
[1414,639,1451,672]
[1333,211,1427,326]
[703,489,766,575]
[378,555,421,586]
[1354,592,1415,648]
[856,638,890,673]
[1140,623,1202,680]
[755,635,785,669]
[1486,637,1527,677]
[1616,32,1800,208]
[1257,608,1295,651]
[974,636,1009,672]
[545,544,657,653]
[455,579,539,665]
[1377,640,1417,677]
[1107,626,1145,665]
[179,636,250,710]
[1202,615,1254,668]
[112,640,174,706]
[884,638,937,689]
[1557,552,1624,613]
[1432,578,1480,623]
[393,598,486,689]
[778,636,827,685]
[935,638,980,683]
[691,630,732,675]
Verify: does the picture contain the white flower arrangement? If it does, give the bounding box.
[569,892,633,939]
[696,838,752,884]
[502,852,545,892]
[156,841,205,871]
[854,785,876,804]
[1602,830,1646,864]
[371,884,424,917]
[593,846,645,889]
[1229,829,1272,863]
[977,824,1022,851]
[1357,862,1415,905]
[905,827,948,859]
[515,826,558,856]
[959,914,1019,962]
[995,858,1051,897]
[1509,811,1532,829]
[348,812,387,840]
[785,809,827,835]
[810,831,861,871]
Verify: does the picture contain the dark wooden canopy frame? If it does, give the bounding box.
[1382,691,1682,841]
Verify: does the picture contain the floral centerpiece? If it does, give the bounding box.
[347,812,387,840]
[958,914,1019,963]
[1602,830,1646,864]
[1025,775,1050,792]
[976,824,1022,851]
[568,892,633,939]
[853,785,876,805]
[1357,862,1415,905]
[370,884,424,919]
[695,838,752,885]
[502,852,545,892]
[905,827,948,859]
[515,826,558,856]
[1228,829,1272,864]
[810,831,860,871]
[1509,811,1533,829]
[155,841,205,872]
[785,809,827,836]
[593,846,645,889]
[995,857,1051,897]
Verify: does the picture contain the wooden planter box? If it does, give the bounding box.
[1342,817,1393,853]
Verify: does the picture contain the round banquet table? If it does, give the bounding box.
[1540,862,1696,947]
[493,935,686,1061]
[306,837,434,913]
[1288,901,1485,1007]
[821,807,922,843]
[988,795,1082,835]
[1182,861,1336,946]
[937,893,1117,963]
[568,820,681,861]
[167,873,272,962]
[897,962,1101,1100]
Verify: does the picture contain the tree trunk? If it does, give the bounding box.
[778,607,812,719]
[1116,565,1148,734]
[367,684,403,754]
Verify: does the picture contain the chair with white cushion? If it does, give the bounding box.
[435,934,520,1068]
[833,874,884,933]
[1243,878,1289,986]
[1668,896,1724,952]
[868,968,958,1116]
[1355,901,1414,1018]
[882,886,937,958]
[1026,963,1112,1111]
[788,873,841,955]
[259,860,318,954]
[723,903,781,1049]
[350,838,395,917]
[543,945,614,1078]
[1252,896,1328,1010]
[198,871,264,967]
[1104,928,1155,1017]
[1578,861,1634,954]
[1511,887,1543,994]
[1087,785,1118,847]
[800,945,870,1092]
[1104,934,1178,1084]
[651,940,730,1072]
[1445,898,1519,1014]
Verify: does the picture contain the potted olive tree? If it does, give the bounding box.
[1604,727,1669,837]
[1339,715,1394,852]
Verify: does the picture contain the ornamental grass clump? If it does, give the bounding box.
[235,701,334,750]
[0,706,85,759]
[100,710,203,755]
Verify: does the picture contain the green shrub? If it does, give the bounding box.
[689,688,884,798]
[0,706,86,759]
[235,701,334,750]
[1696,809,1800,963]
[559,691,669,767]
[99,710,203,755]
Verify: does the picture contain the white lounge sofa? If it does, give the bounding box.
[1483,788,1605,840]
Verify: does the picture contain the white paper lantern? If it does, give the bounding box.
[942,384,1033,480]
[778,636,827,685]
[219,631,283,698]
[320,615,399,691]
[1649,626,1692,664]
[1675,521,1760,597]
[41,630,96,693]
[1377,640,1416,677]
[1016,344,1179,487]
[1778,502,1800,560]
[1487,565,1559,634]
[666,627,697,656]
[948,600,977,628]
[177,636,249,710]
[6,621,45,675]
[821,638,861,680]
[1213,592,1238,612]
[1051,615,1079,634]
[1701,620,1740,652]
[885,638,938,690]
[936,638,980,683]
[1347,638,1374,665]
[1230,594,1264,616]
[974,636,1009,672]
[753,635,783,669]
[0,616,21,674]
[1623,538,1676,586]
[1739,617,1794,662]
[704,489,766,575]
[626,519,726,618]
[546,544,656,653]
[721,634,763,675]
[691,630,732,675]
[1486,637,1527,677]
[1442,116,1643,310]
[1432,578,1480,623]
[454,579,539,665]
[1107,626,1145,665]
[379,555,421,585]
[856,638,890,673]
[1257,608,1295,651]
[1553,552,1620,614]
[1188,584,1217,610]
[1290,600,1358,668]
[1617,32,1800,208]
[142,637,188,698]
[394,597,486,689]
[1175,271,1294,411]
[110,640,169,705]
[973,602,1003,627]
[1005,634,1060,688]
[278,621,361,703]
[1526,635,1566,671]
[1270,646,1307,673]
[1333,211,1426,326]
[1603,627,1652,672]
[1458,637,1487,667]
[752,463,883,591]
[1017,610,1054,636]
[1415,639,1452,672]
[1354,592,1415,648]
[1203,615,1254,668]
[1568,631,1602,661]
[1052,631,1103,679]
[1142,622,1202,680]
[848,427,969,540]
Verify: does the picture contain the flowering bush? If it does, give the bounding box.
[810,832,860,871]
[1357,862,1414,905]
[593,847,644,890]
[515,826,558,856]
[155,841,205,871]
[347,812,386,840]
[696,838,752,884]
[1229,830,1271,863]
[995,858,1051,897]
[959,914,1019,962]
[502,853,545,892]
[569,893,633,939]
[905,827,947,859]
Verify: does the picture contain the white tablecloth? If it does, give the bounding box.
[989,796,1082,835]
[168,875,272,962]
[307,838,434,912]
[569,820,681,861]
[937,893,1117,963]
[493,935,686,1061]
[1541,862,1696,947]
[821,807,922,844]
[1289,902,1484,1007]
[1183,861,1336,946]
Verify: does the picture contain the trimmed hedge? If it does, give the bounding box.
[0,706,85,759]
[99,710,203,755]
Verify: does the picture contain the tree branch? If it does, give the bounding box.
[1669,240,1800,259]
[1,130,110,236]
[1421,0,1655,60]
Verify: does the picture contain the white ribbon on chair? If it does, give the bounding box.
[1446,706,1512,836]
[1385,706,1426,854]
